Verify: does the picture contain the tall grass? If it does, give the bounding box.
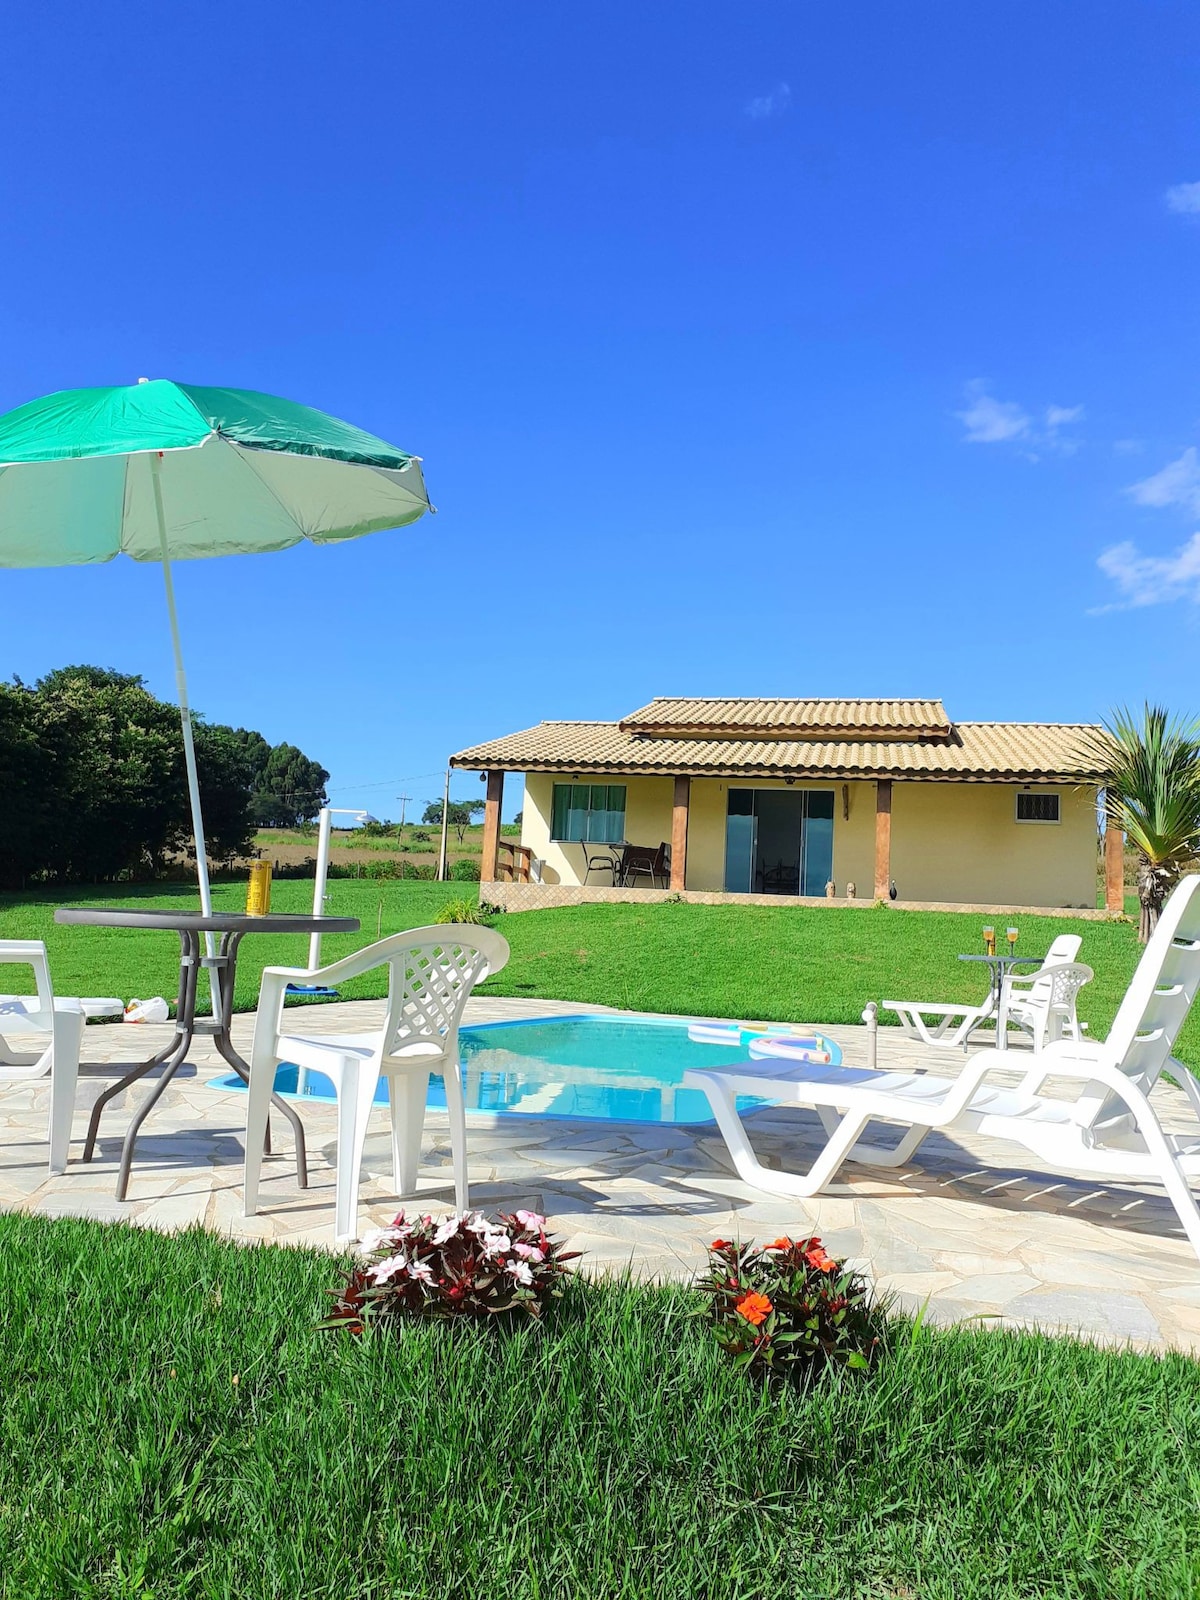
[0,1216,1197,1598]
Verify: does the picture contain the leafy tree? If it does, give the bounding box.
[29,666,184,880]
[193,724,259,862]
[0,682,51,887]
[0,664,328,887]
[250,743,330,827]
[422,798,485,843]
[1080,704,1200,941]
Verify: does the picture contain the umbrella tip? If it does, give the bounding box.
[137,376,150,384]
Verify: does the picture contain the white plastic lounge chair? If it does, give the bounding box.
[883,932,1083,1050]
[242,925,509,1242]
[683,877,1200,1261]
[0,941,123,1172]
[1003,959,1093,1052]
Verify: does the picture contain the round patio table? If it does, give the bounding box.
[958,952,1043,1050]
[54,908,360,1199]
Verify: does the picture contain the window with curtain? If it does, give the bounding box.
[550,783,627,842]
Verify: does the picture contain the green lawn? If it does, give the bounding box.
[1,1215,1196,1600]
[2,880,1192,1070]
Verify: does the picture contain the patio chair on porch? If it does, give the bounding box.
[683,875,1200,1262]
[0,941,123,1172]
[623,842,670,889]
[583,844,620,885]
[242,925,509,1242]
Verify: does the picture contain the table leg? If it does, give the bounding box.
[207,934,309,1190]
[81,930,199,1167]
[113,1044,193,1201]
[994,966,1008,1051]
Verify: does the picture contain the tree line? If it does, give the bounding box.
[0,665,329,887]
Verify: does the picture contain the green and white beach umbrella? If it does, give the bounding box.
[0,379,432,917]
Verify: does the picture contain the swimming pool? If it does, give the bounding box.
[211,1013,801,1125]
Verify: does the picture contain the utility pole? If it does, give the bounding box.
[397,794,411,828]
[436,768,451,881]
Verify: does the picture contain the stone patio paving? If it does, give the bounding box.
[2,995,1198,1353]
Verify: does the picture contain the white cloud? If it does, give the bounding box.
[1127,446,1200,516]
[1045,404,1084,430]
[1096,532,1200,608]
[1165,181,1200,215]
[957,383,1083,450]
[957,381,1031,443]
[745,83,791,120]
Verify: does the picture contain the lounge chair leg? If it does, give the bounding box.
[844,1122,931,1167]
[698,1079,869,1198]
[1132,1104,1200,1262]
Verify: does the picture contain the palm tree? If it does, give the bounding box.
[1081,705,1200,941]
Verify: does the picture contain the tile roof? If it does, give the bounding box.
[450,720,1107,783]
[619,697,951,739]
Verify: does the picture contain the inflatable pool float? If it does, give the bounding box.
[748,1033,841,1065]
[687,1021,797,1048]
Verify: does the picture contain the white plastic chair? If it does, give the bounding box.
[684,876,1200,1262]
[883,932,1083,1051]
[242,925,510,1242]
[0,941,123,1172]
[1003,959,1092,1052]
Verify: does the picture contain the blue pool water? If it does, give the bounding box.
[210,1014,774,1125]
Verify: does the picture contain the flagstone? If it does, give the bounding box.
[2,997,1197,1350]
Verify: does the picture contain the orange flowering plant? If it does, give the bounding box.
[697,1235,879,1377]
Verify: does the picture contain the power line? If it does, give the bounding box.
[326,771,446,793]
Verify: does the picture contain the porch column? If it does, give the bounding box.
[481,770,503,882]
[1104,798,1125,914]
[671,776,690,891]
[874,779,892,901]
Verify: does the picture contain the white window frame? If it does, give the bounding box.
[1015,791,1061,825]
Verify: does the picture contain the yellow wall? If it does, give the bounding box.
[518,773,1096,907]
[890,783,1096,907]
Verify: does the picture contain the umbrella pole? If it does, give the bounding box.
[150,453,216,951]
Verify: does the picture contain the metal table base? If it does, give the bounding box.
[79,928,309,1200]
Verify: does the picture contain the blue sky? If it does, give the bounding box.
[1,2,1197,821]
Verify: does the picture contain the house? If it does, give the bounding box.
[450,698,1122,914]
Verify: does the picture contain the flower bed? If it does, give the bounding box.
[324,1209,578,1332]
[698,1235,879,1376]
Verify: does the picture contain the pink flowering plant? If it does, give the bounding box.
[697,1235,879,1378]
[322,1209,578,1333]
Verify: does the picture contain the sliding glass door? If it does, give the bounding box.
[724,788,834,895]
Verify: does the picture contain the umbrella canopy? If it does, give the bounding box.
[0,379,432,928]
[0,379,430,562]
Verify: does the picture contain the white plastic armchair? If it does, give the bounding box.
[1002,960,1092,1052]
[242,925,510,1242]
[882,932,1083,1052]
[0,941,123,1172]
[684,876,1200,1262]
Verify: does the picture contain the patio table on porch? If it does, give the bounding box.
[958,952,1043,1050]
[54,907,359,1199]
